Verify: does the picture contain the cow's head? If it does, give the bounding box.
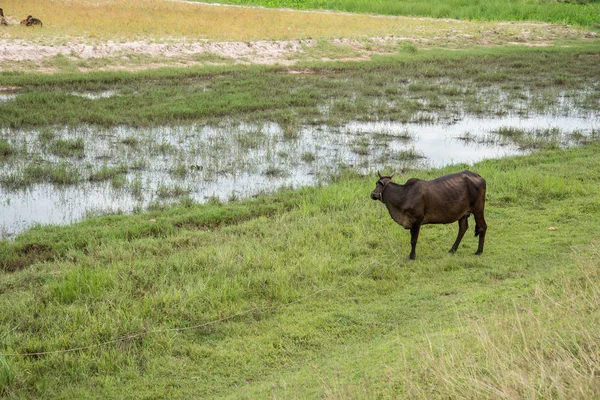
[371,171,393,201]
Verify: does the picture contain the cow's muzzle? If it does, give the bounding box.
[370,192,381,201]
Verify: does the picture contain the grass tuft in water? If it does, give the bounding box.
[38,129,55,144]
[264,165,286,177]
[11,162,82,186]
[0,140,14,158]
[496,126,526,139]
[131,177,143,200]
[389,147,425,161]
[170,164,189,179]
[122,137,140,147]
[235,128,267,150]
[157,184,191,199]
[89,165,128,182]
[301,152,316,163]
[50,138,85,158]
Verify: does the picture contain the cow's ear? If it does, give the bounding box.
[377,170,382,179]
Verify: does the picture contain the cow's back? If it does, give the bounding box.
[421,171,484,224]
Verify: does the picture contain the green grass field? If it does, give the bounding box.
[200,0,600,27]
[1,140,600,397]
[1,1,600,397]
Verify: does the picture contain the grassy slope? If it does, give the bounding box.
[1,141,599,397]
[1,3,599,397]
[199,0,600,27]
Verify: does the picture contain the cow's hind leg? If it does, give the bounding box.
[449,215,468,253]
[473,209,487,255]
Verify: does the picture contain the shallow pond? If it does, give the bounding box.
[1,113,598,238]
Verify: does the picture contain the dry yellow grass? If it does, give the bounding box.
[0,0,579,43]
[0,0,589,74]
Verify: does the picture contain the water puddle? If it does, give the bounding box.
[0,93,17,103]
[0,113,598,238]
[70,90,119,99]
[1,90,119,103]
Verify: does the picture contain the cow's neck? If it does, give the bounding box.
[382,183,414,228]
[382,182,406,207]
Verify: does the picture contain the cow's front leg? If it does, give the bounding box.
[409,223,421,260]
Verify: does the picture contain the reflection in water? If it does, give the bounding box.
[0,94,17,103]
[70,90,119,99]
[0,114,598,238]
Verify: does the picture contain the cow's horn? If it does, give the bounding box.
[377,170,382,179]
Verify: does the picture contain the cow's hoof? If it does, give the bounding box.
[448,248,457,254]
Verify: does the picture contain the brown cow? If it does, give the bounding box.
[24,15,43,27]
[0,8,8,26]
[371,170,487,260]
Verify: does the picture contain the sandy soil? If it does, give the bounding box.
[0,38,311,64]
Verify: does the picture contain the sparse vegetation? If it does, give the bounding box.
[157,184,191,199]
[169,163,188,179]
[89,165,128,182]
[121,137,139,147]
[38,129,55,144]
[1,45,599,129]
[0,140,14,158]
[301,151,316,162]
[50,138,85,158]
[264,165,286,177]
[1,162,81,188]
[235,128,267,150]
[389,147,426,161]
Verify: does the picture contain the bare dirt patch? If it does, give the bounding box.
[1,29,596,73]
[0,86,21,92]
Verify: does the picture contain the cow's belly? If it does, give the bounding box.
[423,210,469,224]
